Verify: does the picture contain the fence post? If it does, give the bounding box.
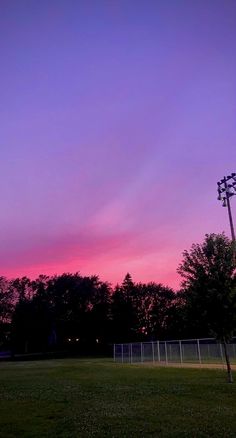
[152,341,155,363]
[121,344,124,363]
[130,343,133,364]
[165,341,168,364]
[141,342,143,362]
[157,341,160,362]
[197,339,201,364]
[179,340,183,364]
[113,344,116,362]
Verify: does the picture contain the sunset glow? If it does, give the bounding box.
[1,0,236,288]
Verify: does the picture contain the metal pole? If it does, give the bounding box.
[113,344,116,362]
[130,343,133,364]
[165,341,168,364]
[217,175,236,249]
[225,179,236,241]
[179,340,183,364]
[121,344,124,363]
[157,341,160,362]
[197,339,201,364]
[227,195,236,241]
[141,342,143,362]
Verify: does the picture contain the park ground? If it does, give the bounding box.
[0,358,236,437]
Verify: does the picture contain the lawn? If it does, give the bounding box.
[0,358,236,437]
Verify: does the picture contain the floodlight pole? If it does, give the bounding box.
[217,173,236,384]
[225,182,236,241]
[217,173,236,242]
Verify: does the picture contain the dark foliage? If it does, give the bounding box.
[0,233,235,357]
[177,233,236,340]
[178,233,236,382]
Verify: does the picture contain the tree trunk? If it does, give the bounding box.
[222,338,233,383]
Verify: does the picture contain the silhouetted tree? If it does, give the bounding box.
[147,283,175,339]
[87,280,112,346]
[31,273,112,353]
[128,282,175,340]
[0,277,14,350]
[178,233,236,383]
[111,274,176,341]
[111,273,139,342]
[11,277,33,302]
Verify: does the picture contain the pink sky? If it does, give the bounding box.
[1,0,236,289]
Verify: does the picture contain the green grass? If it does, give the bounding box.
[0,358,236,437]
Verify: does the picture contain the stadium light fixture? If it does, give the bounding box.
[222,197,227,208]
[217,174,236,241]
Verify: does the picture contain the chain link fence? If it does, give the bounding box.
[114,338,236,365]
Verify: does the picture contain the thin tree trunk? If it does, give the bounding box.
[222,338,233,383]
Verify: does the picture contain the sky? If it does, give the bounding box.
[0,0,236,289]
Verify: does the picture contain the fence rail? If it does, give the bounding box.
[114,338,236,365]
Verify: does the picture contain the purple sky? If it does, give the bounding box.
[1,0,236,289]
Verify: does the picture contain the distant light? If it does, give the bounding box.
[96,338,99,343]
[76,338,79,342]
[68,338,71,342]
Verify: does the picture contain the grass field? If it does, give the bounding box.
[0,358,236,437]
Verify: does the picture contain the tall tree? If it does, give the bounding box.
[0,277,14,349]
[11,277,33,302]
[131,282,175,339]
[111,273,138,342]
[148,283,175,339]
[44,273,111,351]
[178,233,236,383]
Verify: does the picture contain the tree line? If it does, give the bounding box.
[1,234,236,364]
